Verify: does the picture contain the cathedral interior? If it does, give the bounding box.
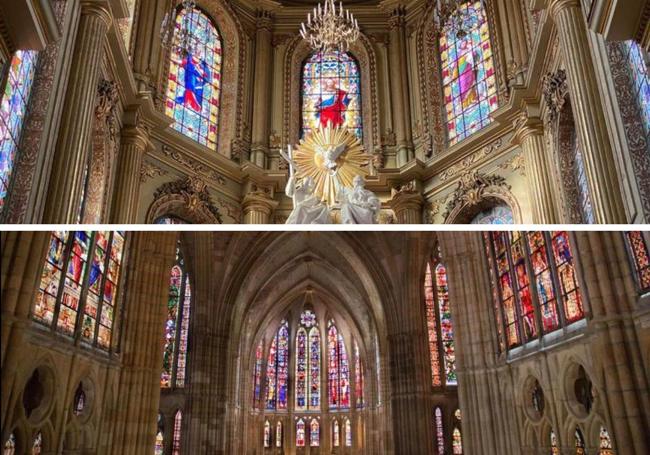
[1,230,649,454]
[0,0,649,224]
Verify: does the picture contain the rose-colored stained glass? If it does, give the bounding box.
[253,340,264,408]
[550,231,584,323]
[439,1,498,145]
[309,327,321,409]
[266,320,289,410]
[483,232,505,352]
[436,263,456,385]
[511,232,537,341]
[626,231,650,291]
[295,327,307,410]
[425,262,442,387]
[527,231,560,333]
[296,418,306,447]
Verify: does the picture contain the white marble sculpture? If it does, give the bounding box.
[338,175,381,224]
[281,146,332,224]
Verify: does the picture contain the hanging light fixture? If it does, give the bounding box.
[434,0,484,39]
[300,0,360,53]
[160,0,198,55]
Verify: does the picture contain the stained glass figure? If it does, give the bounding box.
[470,205,514,224]
[575,428,586,455]
[435,407,444,455]
[296,419,306,447]
[452,427,463,454]
[310,419,320,447]
[33,232,125,349]
[625,231,650,291]
[161,245,192,388]
[309,327,321,409]
[599,427,614,455]
[165,5,222,150]
[424,262,442,387]
[172,410,182,455]
[276,421,283,448]
[266,320,289,410]
[550,231,584,323]
[344,418,352,447]
[301,51,362,139]
[296,327,308,410]
[31,432,41,455]
[439,1,497,145]
[333,419,340,447]
[436,263,456,385]
[3,433,16,455]
[253,340,264,408]
[550,430,560,455]
[0,50,38,210]
[354,340,364,408]
[527,232,559,333]
[328,321,351,409]
[511,232,537,341]
[264,420,271,448]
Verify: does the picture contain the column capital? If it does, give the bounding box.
[121,125,151,151]
[547,0,582,19]
[512,112,544,145]
[80,0,113,27]
[388,181,424,223]
[255,9,274,31]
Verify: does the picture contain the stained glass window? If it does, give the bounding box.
[483,235,505,352]
[623,41,650,137]
[0,50,38,210]
[165,5,222,150]
[172,410,182,455]
[32,231,126,348]
[333,419,340,447]
[470,205,514,224]
[296,309,320,411]
[484,231,584,351]
[452,427,463,454]
[625,231,650,292]
[161,245,192,388]
[310,419,320,447]
[296,418,306,447]
[264,420,271,448]
[572,133,595,223]
[31,433,41,454]
[354,340,364,408]
[328,321,351,409]
[435,407,444,455]
[3,433,16,455]
[344,418,352,447]
[253,340,264,408]
[266,320,289,410]
[296,327,307,409]
[425,257,457,387]
[439,1,498,145]
[599,427,614,454]
[276,421,283,448]
[301,51,362,139]
[154,414,164,455]
[575,428,586,455]
[550,430,560,455]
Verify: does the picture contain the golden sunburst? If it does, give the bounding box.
[292,125,369,206]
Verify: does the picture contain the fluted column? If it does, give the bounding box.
[548,0,627,223]
[242,193,278,224]
[387,5,414,167]
[388,185,423,224]
[512,113,560,223]
[110,232,178,455]
[110,124,151,223]
[42,0,112,223]
[250,10,274,168]
[131,0,167,93]
[495,0,529,85]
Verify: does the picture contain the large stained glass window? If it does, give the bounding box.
[172,410,182,455]
[599,427,614,455]
[435,407,445,454]
[296,418,306,447]
[310,419,320,447]
[439,1,497,145]
[624,41,650,137]
[354,340,364,408]
[165,5,222,150]
[253,340,264,408]
[424,255,457,387]
[296,309,320,411]
[625,231,650,292]
[301,51,362,139]
[266,320,289,410]
[484,231,585,352]
[32,231,126,349]
[328,320,351,409]
[0,50,38,210]
[160,245,192,388]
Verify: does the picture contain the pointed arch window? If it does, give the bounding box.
[484,231,585,351]
[3,433,16,454]
[275,421,283,448]
[263,420,272,448]
[328,320,351,409]
[301,51,362,139]
[265,320,289,410]
[154,414,164,455]
[310,419,320,447]
[31,432,41,454]
[296,418,306,447]
[32,231,126,349]
[452,410,463,454]
[172,410,182,455]
[434,407,444,454]
[575,428,586,455]
[0,50,38,211]
[550,430,560,455]
[599,427,614,455]
[424,255,457,387]
[354,340,364,408]
[296,309,321,410]
[344,418,352,447]
[253,340,264,408]
[165,5,223,150]
[161,244,192,388]
[439,1,498,145]
[333,419,340,447]
[624,231,650,292]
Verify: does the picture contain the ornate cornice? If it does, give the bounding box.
[541,69,568,123]
[442,170,512,221]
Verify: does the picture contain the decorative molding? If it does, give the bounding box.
[442,170,516,222]
[161,145,227,185]
[542,69,568,123]
[147,176,223,224]
[140,161,168,183]
[423,198,444,224]
[499,153,526,176]
[439,138,504,182]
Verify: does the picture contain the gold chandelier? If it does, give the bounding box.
[300,0,360,53]
[160,0,198,55]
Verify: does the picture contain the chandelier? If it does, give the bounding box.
[300,0,360,53]
[160,0,198,55]
[434,0,484,39]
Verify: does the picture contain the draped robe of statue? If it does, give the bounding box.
[285,175,332,224]
[338,175,380,224]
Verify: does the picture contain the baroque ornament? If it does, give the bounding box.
[442,170,511,220]
[152,176,223,223]
[542,69,568,123]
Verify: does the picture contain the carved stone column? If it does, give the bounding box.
[242,182,278,224]
[547,0,627,223]
[388,182,423,224]
[131,0,167,94]
[250,10,274,168]
[495,0,529,86]
[386,4,414,167]
[512,112,559,223]
[42,0,112,223]
[111,120,151,223]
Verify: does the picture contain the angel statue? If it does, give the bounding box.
[338,175,381,224]
[280,145,332,224]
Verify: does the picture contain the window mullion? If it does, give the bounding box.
[74,232,97,342]
[91,232,113,346]
[50,232,76,331]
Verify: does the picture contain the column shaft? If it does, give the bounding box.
[250,12,273,168]
[42,1,112,223]
[110,126,150,223]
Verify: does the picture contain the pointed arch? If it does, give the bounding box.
[344,418,352,447]
[172,410,182,455]
[434,407,444,454]
[275,421,283,448]
[263,420,271,448]
[309,419,320,447]
[265,320,289,410]
[296,418,306,447]
[333,419,340,447]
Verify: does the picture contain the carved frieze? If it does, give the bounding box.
[439,138,504,182]
[542,69,568,123]
[151,176,223,223]
[442,170,511,221]
[161,145,227,185]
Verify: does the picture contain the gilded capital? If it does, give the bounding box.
[80,0,113,27]
[512,112,544,145]
[547,0,582,19]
